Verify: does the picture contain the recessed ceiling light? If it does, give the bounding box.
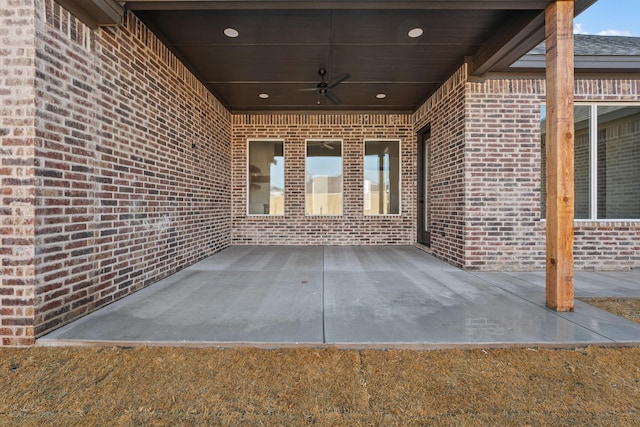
[408,27,424,38]
[224,28,239,38]
[259,93,269,99]
[376,93,387,99]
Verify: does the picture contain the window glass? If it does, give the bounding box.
[248,140,284,215]
[306,140,342,215]
[540,105,547,218]
[364,140,400,215]
[596,106,640,219]
[541,104,640,220]
[573,105,592,219]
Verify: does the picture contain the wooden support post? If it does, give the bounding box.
[545,0,575,311]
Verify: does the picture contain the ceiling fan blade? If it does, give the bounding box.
[327,73,350,89]
[298,87,319,92]
[324,90,342,105]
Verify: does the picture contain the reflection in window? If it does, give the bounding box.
[541,104,640,220]
[306,140,342,215]
[248,140,284,215]
[364,140,400,215]
[574,106,593,219]
[597,106,640,219]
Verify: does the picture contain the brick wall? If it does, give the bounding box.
[231,114,415,245]
[464,78,546,270]
[0,0,38,346]
[413,66,467,267]
[2,0,233,344]
[464,76,640,271]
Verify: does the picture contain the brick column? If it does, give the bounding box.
[0,0,38,345]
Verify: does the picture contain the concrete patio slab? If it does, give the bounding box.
[474,271,640,344]
[324,245,459,272]
[490,270,640,298]
[38,246,640,348]
[325,269,609,345]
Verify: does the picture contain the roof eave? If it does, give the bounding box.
[510,54,640,73]
[469,0,597,78]
[57,0,124,28]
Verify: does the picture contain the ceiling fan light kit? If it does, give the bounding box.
[304,68,350,105]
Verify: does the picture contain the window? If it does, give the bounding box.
[364,139,400,215]
[541,104,640,220]
[248,140,284,215]
[306,139,342,215]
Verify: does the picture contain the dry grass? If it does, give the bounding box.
[1,298,639,426]
[2,345,640,426]
[580,298,640,324]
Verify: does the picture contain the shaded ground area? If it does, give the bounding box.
[2,344,640,425]
[40,246,640,347]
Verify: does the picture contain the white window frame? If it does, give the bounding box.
[363,138,402,216]
[305,139,343,216]
[246,138,285,216]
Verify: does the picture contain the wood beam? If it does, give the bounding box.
[545,0,575,312]
[125,1,549,11]
[470,10,543,77]
[124,0,595,12]
[469,0,596,76]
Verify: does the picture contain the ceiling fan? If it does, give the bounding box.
[321,141,336,150]
[301,68,350,105]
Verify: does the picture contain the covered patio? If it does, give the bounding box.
[39,246,640,348]
[6,0,640,349]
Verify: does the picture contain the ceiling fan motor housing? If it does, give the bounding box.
[311,68,349,105]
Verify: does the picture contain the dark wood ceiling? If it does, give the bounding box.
[125,0,596,113]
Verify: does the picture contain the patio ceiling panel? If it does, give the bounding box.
[118,0,597,112]
[176,45,332,81]
[212,82,432,111]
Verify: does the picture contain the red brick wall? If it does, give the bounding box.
[0,0,38,346]
[231,114,415,245]
[414,67,467,267]
[27,2,232,340]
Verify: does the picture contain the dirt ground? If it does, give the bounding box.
[1,299,639,426]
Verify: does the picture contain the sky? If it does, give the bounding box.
[574,0,640,36]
